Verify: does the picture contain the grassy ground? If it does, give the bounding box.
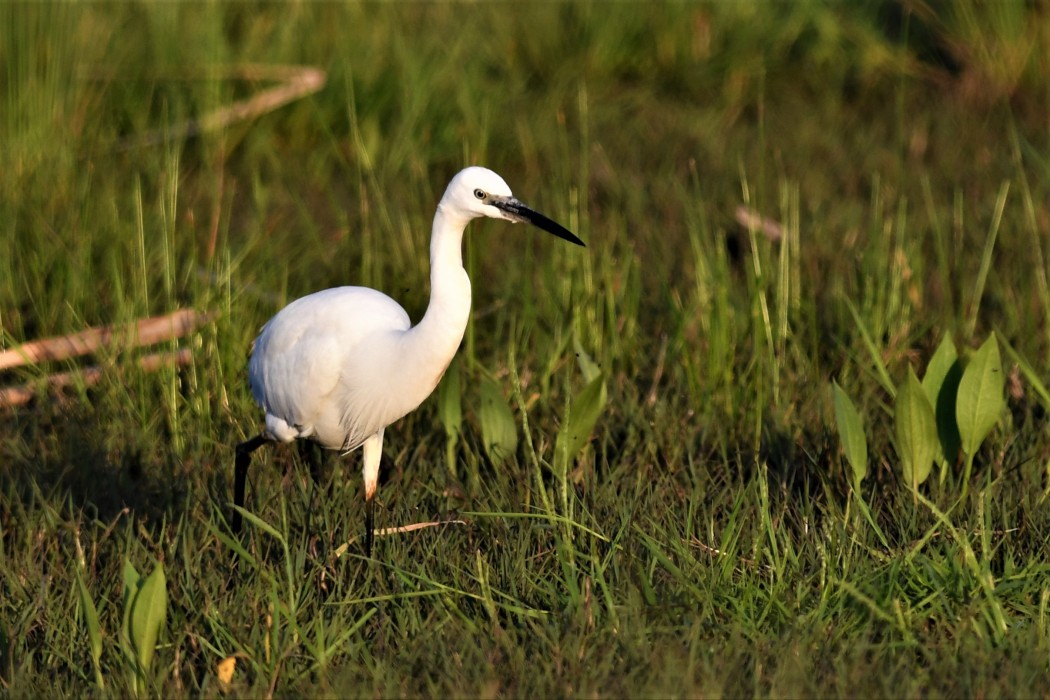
[2,2,1050,696]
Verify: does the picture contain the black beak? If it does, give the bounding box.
[492,197,585,246]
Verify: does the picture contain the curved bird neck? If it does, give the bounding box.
[404,205,473,363]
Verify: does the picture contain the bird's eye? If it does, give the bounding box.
[473,189,486,200]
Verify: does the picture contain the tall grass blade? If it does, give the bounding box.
[75,571,105,689]
[844,297,896,397]
[999,333,1050,410]
[1009,122,1050,350]
[913,491,1008,642]
[966,181,1008,338]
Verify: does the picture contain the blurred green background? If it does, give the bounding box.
[1,2,1049,696]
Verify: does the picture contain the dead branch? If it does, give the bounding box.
[0,348,193,408]
[119,64,327,150]
[735,205,784,242]
[0,309,212,371]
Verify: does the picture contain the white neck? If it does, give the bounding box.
[402,205,472,376]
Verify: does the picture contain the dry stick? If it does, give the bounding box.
[373,519,469,538]
[735,205,784,242]
[0,309,212,371]
[333,519,469,558]
[118,64,327,150]
[0,348,193,408]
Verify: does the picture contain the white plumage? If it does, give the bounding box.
[232,166,584,554]
[249,288,412,449]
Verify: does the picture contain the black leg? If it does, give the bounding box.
[298,440,319,486]
[233,434,269,533]
[364,495,375,557]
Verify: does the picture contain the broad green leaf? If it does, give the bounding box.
[895,367,938,490]
[832,381,867,489]
[437,358,462,477]
[477,375,517,465]
[76,572,104,688]
[129,563,168,678]
[956,334,1005,456]
[121,560,143,692]
[573,334,602,384]
[554,372,608,473]
[921,333,963,465]
[921,332,957,406]
[436,357,462,440]
[121,560,140,654]
[122,560,141,606]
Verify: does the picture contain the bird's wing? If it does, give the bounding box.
[248,287,411,446]
[249,315,344,438]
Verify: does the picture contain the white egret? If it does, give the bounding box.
[233,166,584,554]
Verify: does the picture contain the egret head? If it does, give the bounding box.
[440,167,585,246]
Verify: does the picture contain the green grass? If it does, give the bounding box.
[2,2,1050,696]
